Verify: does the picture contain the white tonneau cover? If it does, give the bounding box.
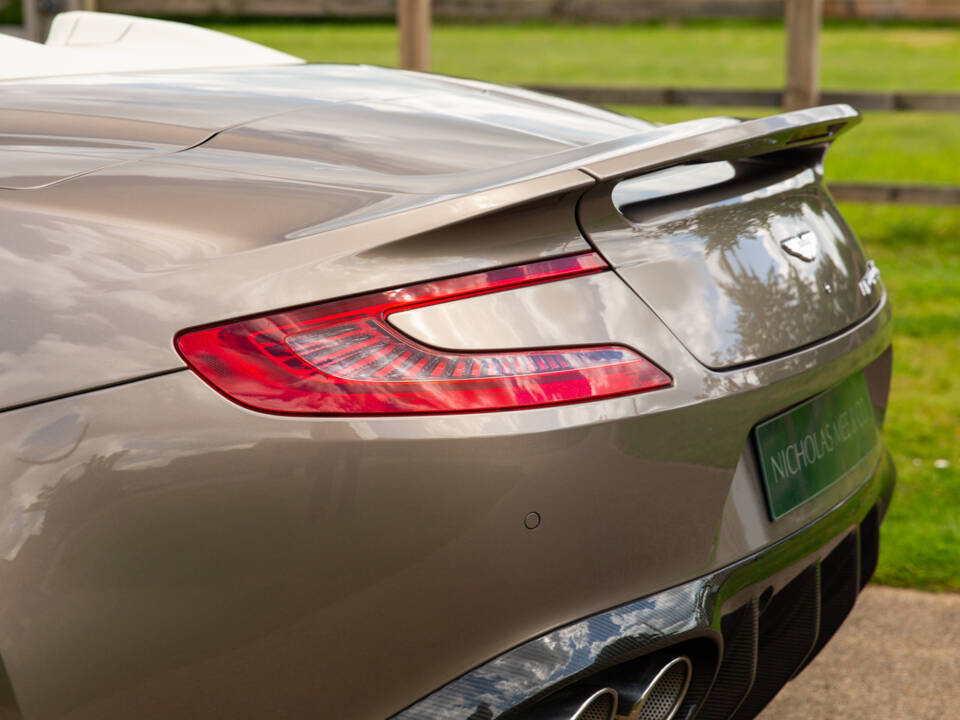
[0,11,304,80]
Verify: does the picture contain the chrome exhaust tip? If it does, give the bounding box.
[570,687,618,720]
[616,656,692,720]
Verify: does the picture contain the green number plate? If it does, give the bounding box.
[754,372,879,520]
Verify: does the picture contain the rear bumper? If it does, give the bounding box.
[393,446,896,720]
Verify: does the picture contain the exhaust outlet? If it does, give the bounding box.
[569,688,618,720]
[528,686,618,720]
[615,656,691,720]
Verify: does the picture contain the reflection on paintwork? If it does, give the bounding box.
[210,102,572,175]
[390,273,634,350]
[382,91,639,147]
[15,413,87,464]
[584,163,881,369]
[612,161,737,206]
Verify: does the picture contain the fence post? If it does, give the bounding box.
[22,0,93,42]
[784,0,823,110]
[22,0,43,41]
[398,0,431,72]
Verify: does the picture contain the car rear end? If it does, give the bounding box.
[0,88,893,720]
[376,106,895,720]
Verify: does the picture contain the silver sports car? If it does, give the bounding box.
[0,12,894,720]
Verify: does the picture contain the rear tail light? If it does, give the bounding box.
[175,252,671,415]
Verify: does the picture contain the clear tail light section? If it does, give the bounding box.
[175,252,671,415]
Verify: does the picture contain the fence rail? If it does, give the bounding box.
[524,85,960,112]
[829,183,960,205]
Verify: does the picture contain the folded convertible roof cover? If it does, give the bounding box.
[0,11,303,81]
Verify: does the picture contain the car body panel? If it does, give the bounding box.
[0,65,650,193]
[0,112,211,190]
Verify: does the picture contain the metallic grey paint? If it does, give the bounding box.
[0,63,892,720]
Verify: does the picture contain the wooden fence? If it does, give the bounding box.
[95,0,960,22]
[524,85,960,112]
[830,183,960,205]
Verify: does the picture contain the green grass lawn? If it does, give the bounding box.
[207,20,960,591]
[207,19,960,91]
[840,205,960,592]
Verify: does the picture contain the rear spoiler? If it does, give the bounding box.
[578,104,860,182]
[299,106,860,247]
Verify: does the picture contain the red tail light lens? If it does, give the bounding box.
[176,252,671,415]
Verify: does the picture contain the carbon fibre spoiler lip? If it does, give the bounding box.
[578,103,860,182]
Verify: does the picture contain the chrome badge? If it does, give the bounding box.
[858,260,881,297]
[780,231,819,262]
